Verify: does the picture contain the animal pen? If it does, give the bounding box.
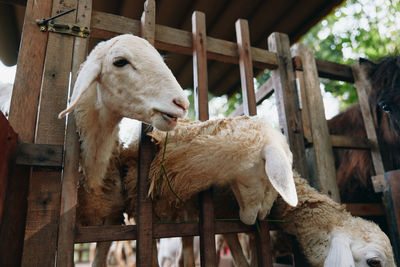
[0,0,399,266]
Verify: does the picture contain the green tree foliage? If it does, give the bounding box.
[301,0,400,108]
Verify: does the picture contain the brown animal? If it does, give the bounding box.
[328,56,400,203]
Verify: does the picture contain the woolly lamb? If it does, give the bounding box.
[124,116,298,226]
[57,34,189,266]
[269,173,395,267]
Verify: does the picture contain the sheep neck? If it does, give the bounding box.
[74,82,122,190]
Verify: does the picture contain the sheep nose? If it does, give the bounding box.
[173,98,189,111]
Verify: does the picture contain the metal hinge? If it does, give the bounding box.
[36,8,90,38]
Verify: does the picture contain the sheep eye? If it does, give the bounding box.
[113,58,129,67]
[367,257,381,267]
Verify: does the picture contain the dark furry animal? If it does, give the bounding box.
[328,56,400,203]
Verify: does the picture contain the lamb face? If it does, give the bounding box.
[325,221,395,267]
[59,34,189,131]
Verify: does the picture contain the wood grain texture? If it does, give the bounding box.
[268,32,308,178]
[57,0,92,266]
[292,44,340,202]
[193,11,209,121]
[235,19,256,116]
[0,113,19,267]
[385,170,400,260]
[136,3,157,266]
[22,0,79,265]
[352,64,385,175]
[16,143,63,167]
[255,220,274,267]
[136,124,155,267]
[192,11,217,267]
[344,203,385,216]
[90,11,279,70]
[141,0,155,45]
[4,0,52,265]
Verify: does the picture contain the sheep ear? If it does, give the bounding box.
[58,58,101,119]
[324,234,355,267]
[263,145,298,207]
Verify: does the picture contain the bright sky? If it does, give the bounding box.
[0,61,16,84]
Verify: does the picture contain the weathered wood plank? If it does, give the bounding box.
[0,113,19,267]
[75,220,259,243]
[292,44,340,202]
[255,220,274,267]
[330,135,372,150]
[4,0,51,265]
[315,58,354,83]
[344,203,385,216]
[56,0,92,266]
[136,1,156,266]
[193,11,209,121]
[268,32,308,178]
[352,63,385,175]
[141,0,155,45]
[192,11,217,267]
[22,0,79,265]
[235,19,256,116]
[16,143,63,167]
[90,11,278,70]
[385,170,400,260]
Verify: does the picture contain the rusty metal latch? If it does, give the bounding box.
[36,8,90,38]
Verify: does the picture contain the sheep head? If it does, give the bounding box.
[324,221,395,267]
[231,122,298,225]
[59,34,189,131]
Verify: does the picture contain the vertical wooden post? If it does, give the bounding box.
[352,63,400,262]
[235,19,257,116]
[1,0,52,265]
[268,32,308,178]
[291,44,340,202]
[137,1,156,266]
[352,64,385,175]
[236,19,273,267]
[192,11,217,267]
[56,1,92,266]
[21,0,79,265]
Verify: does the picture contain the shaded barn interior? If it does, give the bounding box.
[0,0,344,96]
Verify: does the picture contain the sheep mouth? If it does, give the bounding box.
[160,112,178,124]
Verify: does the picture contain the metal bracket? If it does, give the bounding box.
[36,8,90,38]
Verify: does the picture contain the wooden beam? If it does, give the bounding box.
[235,19,256,116]
[16,143,63,167]
[21,0,79,264]
[384,170,400,260]
[136,2,157,266]
[291,44,340,202]
[352,64,385,175]
[5,0,51,265]
[56,0,92,266]
[344,203,385,217]
[90,11,278,70]
[192,11,217,267]
[0,113,19,267]
[268,32,308,178]
[330,135,372,150]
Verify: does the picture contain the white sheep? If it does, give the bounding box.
[268,173,395,267]
[117,116,298,266]
[123,116,298,226]
[57,34,189,266]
